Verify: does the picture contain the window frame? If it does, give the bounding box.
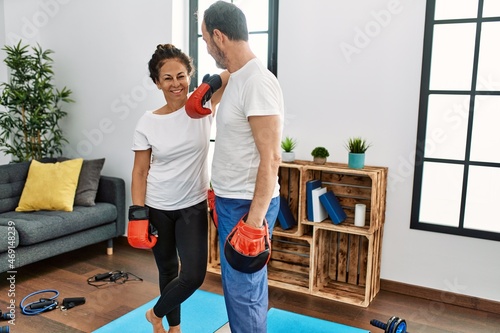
[411,0,500,241]
[188,0,279,91]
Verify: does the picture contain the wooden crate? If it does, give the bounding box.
[299,161,387,231]
[370,225,384,299]
[207,213,220,274]
[206,215,313,293]
[268,235,311,293]
[274,162,312,237]
[205,160,387,307]
[311,226,382,307]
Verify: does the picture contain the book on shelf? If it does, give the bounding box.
[319,190,347,224]
[306,179,322,221]
[277,196,297,230]
[311,187,328,222]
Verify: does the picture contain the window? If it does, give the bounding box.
[411,0,500,241]
[188,0,279,89]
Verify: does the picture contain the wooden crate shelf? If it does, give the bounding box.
[274,162,311,237]
[313,280,367,306]
[207,213,221,274]
[311,227,379,307]
[206,160,387,307]
[298,161,387,231]
[268,235,311,293]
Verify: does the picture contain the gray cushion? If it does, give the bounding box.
[58,158,106,206]
[75,158,105,206]
[0,162,30,214]
[0,203,117,246]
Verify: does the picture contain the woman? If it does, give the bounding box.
[131,44,227,333]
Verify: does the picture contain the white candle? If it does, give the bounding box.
[354,204,366,227]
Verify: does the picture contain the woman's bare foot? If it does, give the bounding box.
[168,325,181,333]
[146,308,167,333]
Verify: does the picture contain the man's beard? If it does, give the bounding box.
[212,44,227,70]
[216,59,225,69]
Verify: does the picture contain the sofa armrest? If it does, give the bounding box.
[95,176,126,236]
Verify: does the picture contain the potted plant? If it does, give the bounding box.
[281,136,297,163]
[311,146,329,164]
[345,137,371,169]
[0,41,74,162]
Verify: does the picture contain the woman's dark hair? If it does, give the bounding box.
[148,44,194,83]
[204,1,248,41]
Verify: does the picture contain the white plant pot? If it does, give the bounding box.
[282,151,295,162]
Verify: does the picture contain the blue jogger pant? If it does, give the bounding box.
[215,196,279,333]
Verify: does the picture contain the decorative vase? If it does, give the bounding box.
[282,151,295,163]
[313,157,327,165]
[348,153,365,169]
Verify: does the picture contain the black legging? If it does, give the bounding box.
[148,200,208,327]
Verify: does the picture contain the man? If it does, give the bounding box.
[202,1,284,332]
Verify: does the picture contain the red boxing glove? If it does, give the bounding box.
[207,188,218,228]
[127,205,157,249]
[224,215,271,274]
[185,74,222,119]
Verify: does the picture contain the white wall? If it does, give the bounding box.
[278,0,500,303]
[0,0,5,87]
[1,0,500,303]
[0,0,9,165]
[2,0,175,207]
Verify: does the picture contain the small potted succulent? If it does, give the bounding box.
[345,137,371,169]
[311,146,329,164]
[281,136,297,163]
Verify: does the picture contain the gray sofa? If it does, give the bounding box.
[0,161,126,273]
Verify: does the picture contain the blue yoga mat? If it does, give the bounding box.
[93,290,370,333]
[92,289,228,333]
[267,308,370,333]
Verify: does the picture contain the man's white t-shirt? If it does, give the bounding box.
[211,58,284,200]
[132,104,212,210]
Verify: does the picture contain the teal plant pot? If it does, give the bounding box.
[348,153,365,169]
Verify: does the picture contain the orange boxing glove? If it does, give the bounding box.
[185,74,222,119]
[224,214,271,274]
[208,188,218,228]
[127,205,157,249]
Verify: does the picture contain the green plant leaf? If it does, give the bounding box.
[345,137,371,153]
[281,136,297,152]
[311,146,329,158]
[0,41,74,161]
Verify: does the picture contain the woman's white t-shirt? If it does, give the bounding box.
[132,104,212,210]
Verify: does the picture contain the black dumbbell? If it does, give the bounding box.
[0,311,11,321]
[370,316,409,333]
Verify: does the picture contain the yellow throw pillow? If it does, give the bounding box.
[16,158,84,212]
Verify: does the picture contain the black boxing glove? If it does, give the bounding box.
[185,74,222,118]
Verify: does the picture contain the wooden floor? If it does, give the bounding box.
[1,237,499,333]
